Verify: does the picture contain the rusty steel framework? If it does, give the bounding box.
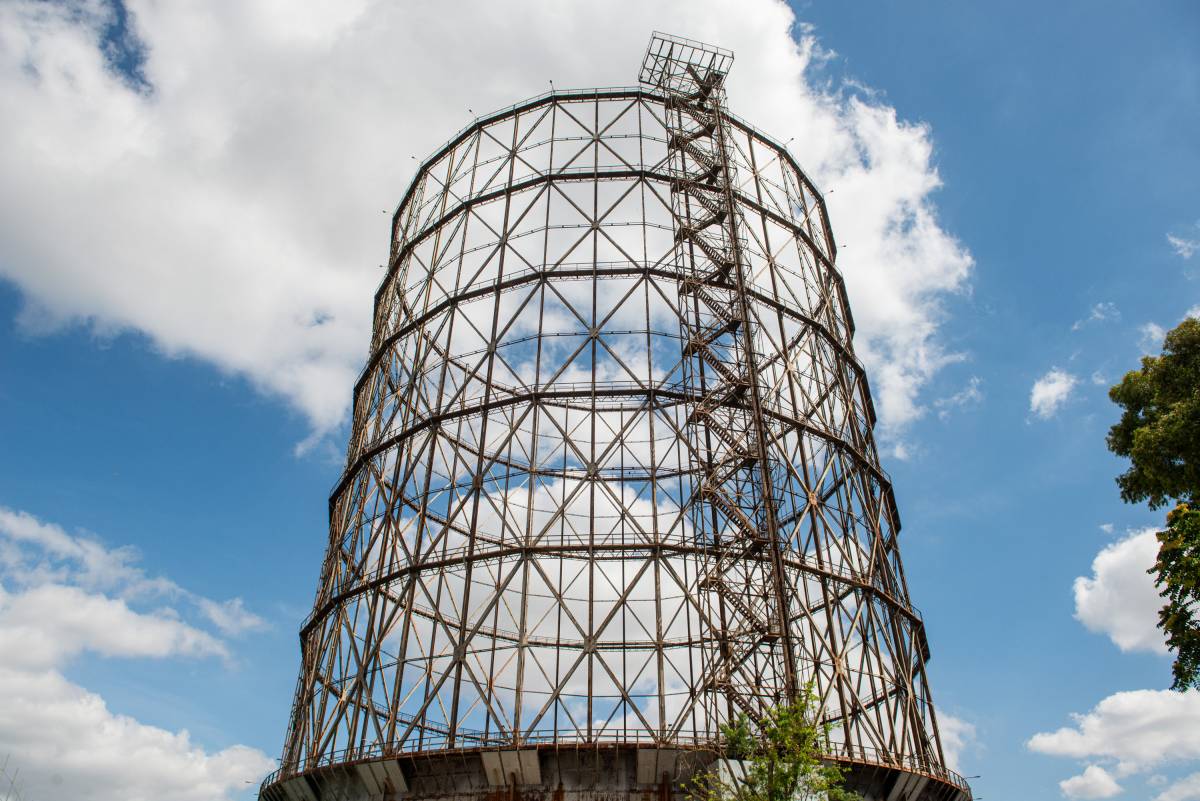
[261,33,970,801]
[0,755,26,801]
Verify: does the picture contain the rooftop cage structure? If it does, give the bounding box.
[260,32,972,801]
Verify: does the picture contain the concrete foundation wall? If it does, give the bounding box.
[260,746,966,801]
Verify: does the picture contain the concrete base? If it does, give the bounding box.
[259,745,969,801]
[837,758,969,801]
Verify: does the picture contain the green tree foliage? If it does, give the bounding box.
[1154,504,1200,691]
[1107,318,1200,509]
[1107,316,1200,690]
[692,687,858,801]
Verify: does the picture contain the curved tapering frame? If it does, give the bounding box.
[265,36,969,801]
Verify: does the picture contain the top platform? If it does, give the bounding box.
[639,32,734,93]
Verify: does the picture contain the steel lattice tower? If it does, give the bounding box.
[260,33,971,801]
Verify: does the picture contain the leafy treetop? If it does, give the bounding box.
[694,687,858,801]
[1107,316,1200,690]
[1107,317,1200,509]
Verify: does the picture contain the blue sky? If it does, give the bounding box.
[0,2,1198,800]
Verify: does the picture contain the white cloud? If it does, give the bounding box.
[1159,772,1200,801]
[1072,302,1119,331]
[1141,322,1167,353]
[1186,305,1200,321]
[0,505,265,630]
[1098,523,1114,534]
[0,0,970,447]
[0,583,228,670]
[195,596,268,636]
[0,505,176,596]
[1090,371,1108,386]
[0,666,272,801]
[1027,689,1200,775]
[1030,368,1078,419]
[0,506,273,800]
[1060,765,1122,799]
[1073,527,1166,654]
[1168,233,1199,260]
[933,376,983,420]
[937,712,978,773]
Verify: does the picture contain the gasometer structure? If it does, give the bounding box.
[260,33,972,801]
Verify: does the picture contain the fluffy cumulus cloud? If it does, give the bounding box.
[1073,527,1167,654]
[0,0,970,450]
[1032,529,1199,798]
[1,669,270,801]
[1028,689,1200,778]
[0,505,175,595]
[0,507,273,801]
[0,583,228,670]
[196,595,270,636]
[1029,368,1078,419]
[1141,322,1168,353]
[0,506,266,635]
[1060,765,1122,799]
[936,712,978,774]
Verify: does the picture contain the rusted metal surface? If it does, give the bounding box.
[263,32,970,801]
[0,755,27,801]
